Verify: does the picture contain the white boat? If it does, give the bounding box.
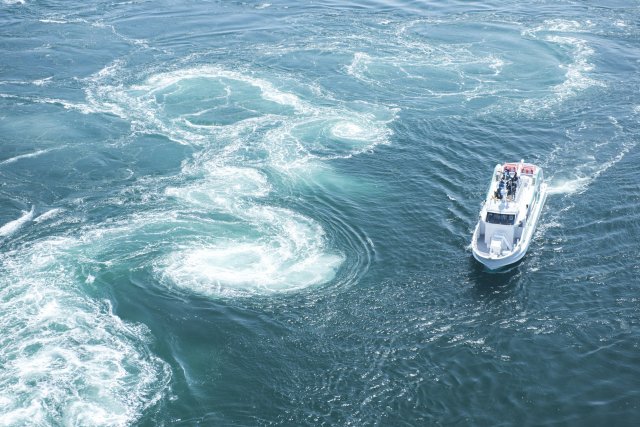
[471,160,547,270]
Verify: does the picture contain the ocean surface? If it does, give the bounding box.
[1,0,639,425]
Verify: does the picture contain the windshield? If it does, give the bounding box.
[486,212,515,225]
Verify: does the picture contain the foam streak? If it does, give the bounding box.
[0,207,34,237]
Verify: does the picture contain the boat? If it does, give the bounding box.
[471,160,548,269]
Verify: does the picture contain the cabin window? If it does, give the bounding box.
[486,212,515,225]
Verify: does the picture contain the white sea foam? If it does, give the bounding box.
[87,62,394,157]
[337,17,602,116]
[0,93,95,114]
[160,165,344,296]
[547,135,637,197]
[141,66,307,113]
[341,28,512,104]
[0,238,171,425]
[516,19,604,114]
[39,97,95,113]
[165,166,271,210]
[331,121,369,140]
[33,208,64,223]
[521,19,591,40]
[547,177,590,195]
[546,35,604,101]
[0,149,53,165]
[0,206,34,237]
[81,63,395,297]
[258,110,394,170]
[158,206,344,297]
[345,52,373,82]
[38,18,67,24]
[32,76,53,86]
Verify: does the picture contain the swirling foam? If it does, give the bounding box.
[80,64,394,296]
[518,19,604,114]
[85,63,394,161]
[160,166,344,297]
[158,206,344,297]
[0,238,171,426]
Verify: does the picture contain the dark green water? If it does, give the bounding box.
[1,0,639,425]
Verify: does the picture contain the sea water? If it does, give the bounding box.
[1,0,639,425]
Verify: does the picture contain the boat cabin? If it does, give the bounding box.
[472,160,548,269]
[477,161,543,255]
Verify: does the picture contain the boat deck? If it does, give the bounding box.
[475,235,489,254]
[472,161,544,269]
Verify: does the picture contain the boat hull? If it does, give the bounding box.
[472,182,547,270]
[472,240,528,270]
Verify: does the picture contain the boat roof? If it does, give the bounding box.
[486,198,519,213]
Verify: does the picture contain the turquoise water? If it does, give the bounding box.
[1,0,639,425]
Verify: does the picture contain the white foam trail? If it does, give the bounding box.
[548,135,636,197]
[0,92,93,113]
[522,19,590,37]
[86,62,395,164]
[546,35,604,101]
[341,31,512,104]
[517,20,604,114]
[141,66,307,113]
[95,60,127,80]
[38,18,67,24]
[38,97,96,114]
[1,149,54,165]
[0,238,171,425]
[0,207,34,237]
[32,77,53,86]
[33,208,64,223]
[547,177,590,195]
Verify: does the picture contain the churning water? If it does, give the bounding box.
[1,0,639,425]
